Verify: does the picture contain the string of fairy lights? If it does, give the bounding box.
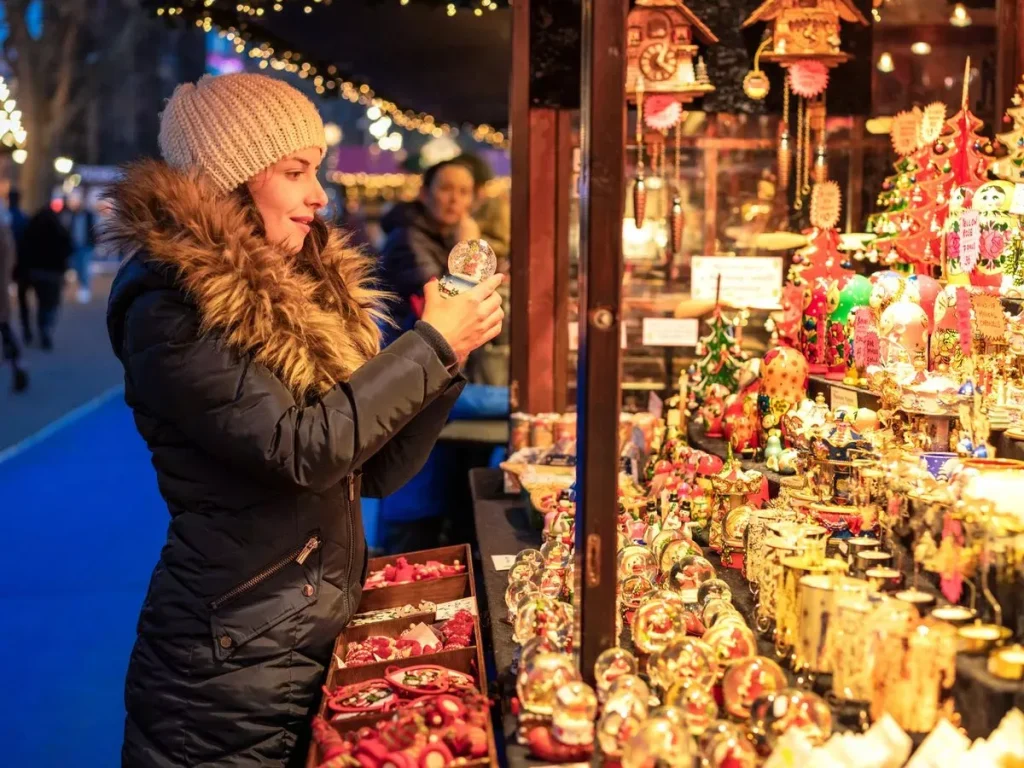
[153,0,509,148]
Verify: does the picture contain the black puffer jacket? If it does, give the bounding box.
[105,162,464,767]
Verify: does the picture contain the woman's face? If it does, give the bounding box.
[423,164,475,230]
[247,147,329,255]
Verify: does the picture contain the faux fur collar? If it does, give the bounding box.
[103,160,387,400]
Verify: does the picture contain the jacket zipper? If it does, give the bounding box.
[210,534,321,611]
[344,475,356,614]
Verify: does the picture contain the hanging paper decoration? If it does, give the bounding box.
[941,59,998,285]
[645,95,684,131]
[788,61,829,99]
[810,181,841,230]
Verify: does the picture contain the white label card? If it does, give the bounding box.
[642,317,700,347]
[435,597,478,620]
[1011,183,1024,216]
[830,385,858,412]
[691,256,784,309]
[491,555,516,572]
[681,589,699,604]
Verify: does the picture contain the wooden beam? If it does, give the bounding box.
[553,110,574,412]
[996,0,1023,125]
[575,0,626,684]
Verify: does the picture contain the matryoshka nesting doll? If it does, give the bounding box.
[944,185,976,286]
[930,285,968,374]
[879,300,929,370]
[972,180,1016,289]
[800,279,830,374]
[759,346,809,445]
[826,275,871,380]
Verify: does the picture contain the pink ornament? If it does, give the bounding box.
[787,62,829,98]
[907,275,940,333]
[644,95,683,131]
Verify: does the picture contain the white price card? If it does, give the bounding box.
[435,598,478,620]
[491,555,516,572]
[681,589,699,604]
[830,385,858,412]
[1011,183,1024,216]
[691,256,784,309]
[642,317,699,347]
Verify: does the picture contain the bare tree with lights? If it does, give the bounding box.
[2,0,141,210]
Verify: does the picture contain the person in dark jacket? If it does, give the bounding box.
[103,73,504,768]
[21,205,73,349]
[378,157,479,345]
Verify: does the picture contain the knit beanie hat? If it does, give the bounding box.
[158,73,327,192]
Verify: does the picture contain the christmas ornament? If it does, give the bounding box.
[692,308,742,399]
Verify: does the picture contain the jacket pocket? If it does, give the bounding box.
[209,534,322,661]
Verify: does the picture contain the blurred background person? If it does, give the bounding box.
[379,157,478,345]
[8,189,33,345]
[21,206,73,350]
[0,196,28,392]
[61,191,97,304]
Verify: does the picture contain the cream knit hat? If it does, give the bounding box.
[158,73,327,192]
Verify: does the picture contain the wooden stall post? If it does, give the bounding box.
[575,0,627,684]
[996,0,1024,123]
[509,0,578,414]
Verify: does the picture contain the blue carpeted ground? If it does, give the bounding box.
[1,390,166,767]
[0,389,390,768]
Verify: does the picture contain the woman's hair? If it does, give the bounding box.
[422,157,478,192]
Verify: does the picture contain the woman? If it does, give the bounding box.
[379,157,480,344]
[103,73,503,767]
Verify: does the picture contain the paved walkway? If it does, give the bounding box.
[1,274,124,452]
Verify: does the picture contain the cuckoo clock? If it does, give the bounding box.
[743,0,868,66]
[626,0,719,103]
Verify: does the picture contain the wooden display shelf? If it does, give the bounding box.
[307,545,496,767]
[356,544,474,613]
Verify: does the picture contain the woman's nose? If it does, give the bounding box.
[308,179,329,210]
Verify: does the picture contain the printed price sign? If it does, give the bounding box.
[853,308,881,368]
[958,211,981,274]
[491,555,516,572]
[970,293,1007,341]
[436,598,477,620]
[691,256,784,309]
[642,317,699,347]
[955,287,974,357]
[830,385,858,412]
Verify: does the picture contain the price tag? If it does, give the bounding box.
[435,598,478,620]
[691,256,784,309]
[838,540,849,556]
[491,555,516,572]
[970,293,1007,341]
[681,589,699,604]
[830,385,859,412]
[955,287,974,357]
[642,317,699,347]
[1010,183,1024,215]
[853,308,881,368]
[958,211,981,273]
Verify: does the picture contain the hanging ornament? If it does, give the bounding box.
[668,121,684,256]
[787,61,830,99]
[743,38,772,101]
[891,108,924,157]
[813,141,828,184]
[634,76,648,228]
[778,83,792,191]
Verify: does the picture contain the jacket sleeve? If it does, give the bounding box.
[121,289,459,493]
[383,229,445,300]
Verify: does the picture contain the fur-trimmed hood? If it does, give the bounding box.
[104,160,387,400]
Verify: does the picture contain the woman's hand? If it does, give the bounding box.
[455,215,482,243]
[421,275,504,363]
